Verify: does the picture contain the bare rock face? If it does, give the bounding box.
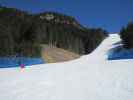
[37,12,83,29]
[40,13,54,20]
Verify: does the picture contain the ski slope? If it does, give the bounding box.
[0,34,133,100]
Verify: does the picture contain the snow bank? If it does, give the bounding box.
[0,57,44,68]
[108,45,133,60]
[0,34,133,100]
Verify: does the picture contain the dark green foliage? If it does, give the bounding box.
[120,22,133,49]
[83,28,108,54]
[0,7,38,57]
[0,6,108,57]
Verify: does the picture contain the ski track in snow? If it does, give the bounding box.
[0,34,133,100]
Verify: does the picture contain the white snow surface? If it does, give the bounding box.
[1,34,133,100]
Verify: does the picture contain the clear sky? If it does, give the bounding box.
[0,0,133,33]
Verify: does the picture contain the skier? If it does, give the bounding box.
[16,53,25,69]
[20,64,25,69]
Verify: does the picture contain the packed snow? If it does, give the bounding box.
[0,34,133,100]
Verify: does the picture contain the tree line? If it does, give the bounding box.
[120,22,133,49]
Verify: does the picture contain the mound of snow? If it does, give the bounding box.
[0,57,44,68]
[108,45,133,60]
[0,34,133,100]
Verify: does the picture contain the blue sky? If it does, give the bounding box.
[0,0,133,33]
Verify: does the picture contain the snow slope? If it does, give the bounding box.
[0,34,133,100]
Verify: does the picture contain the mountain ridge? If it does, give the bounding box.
[0,6,108,57]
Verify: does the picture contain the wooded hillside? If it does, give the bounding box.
[0,6,108,57]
